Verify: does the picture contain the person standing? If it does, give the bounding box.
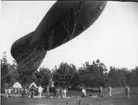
[29,86,35,98]
[50,79,55,89]
[56,88,60,98]
[21,88,25,98]
[38,85,43,98]
[63,88,67,98]
[4,88,9,98]
[125,86,130,98]
[108,86,112,98]
[82,88,87,97]
[50,79,55,98]
[99,86,103,97]
[53,87,57,98]
[4,83,9,98]
[46,85,50,98]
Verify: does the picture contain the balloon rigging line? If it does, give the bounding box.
[46,71,55,89]
[12,46,36,64]
[55,66,68,87]
[18,50,46,84]
[12,34,46,64]
[60,16,68,32]
[18,49,37,67]
[33,68,49,87]
[17,50,45,72]
[47,25,55,51]
[69,1,83,41]
[65,70,76,89]
[62,1,83,44]
[33,62,50,85]
[62,65,69,88]
[10,44,44,74]
[1,49,46,80]
[64,65,67,87]
[1,50,45,81]
[39,39,46,51]
[56,71,63,87]
[60,9,74,44]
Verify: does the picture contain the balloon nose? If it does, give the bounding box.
[11,32,47,74]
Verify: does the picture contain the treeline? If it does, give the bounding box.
[1,52,138,91]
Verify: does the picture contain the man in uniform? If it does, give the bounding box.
[108,86,112,98]
[38,85,43,98]
[82,88,87,97]
[125,85,130,98]
[99,86,103,97]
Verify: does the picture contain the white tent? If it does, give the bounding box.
[29,82,37,88]
[13,82,22,88]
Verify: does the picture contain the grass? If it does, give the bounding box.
[1,87,138,105]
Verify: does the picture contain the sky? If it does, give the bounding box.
[1,1,138,70]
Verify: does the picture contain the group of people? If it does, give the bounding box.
[98,86,130,98]
[28,85,44,98]
[52,87,68,98]
[98,86,112,98]
[4,88,12,98]
[46,80,68,98]
[3,81,131,99]
[80,86,131,99]
[4,84,44,98]
[4,88,28,98]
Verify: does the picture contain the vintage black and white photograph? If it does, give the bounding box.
[1,0,138,105]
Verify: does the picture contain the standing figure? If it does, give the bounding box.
[82,88,87,97]
[25,88,29,96]
[50,79,55,98]
[21,88,25,97]
[4,88,9,98]
[61,88,64,98]
[38,85,43,98]
[53,87,57,98]
[108,86,112,98]
[56,87,60,98]
[14,88,18,97]
[46,85,50,98]
[59,87,63,98]
[29,86,35,98]
[125,86,130,98]
[4,83,9,98]
[66,88,68,98]
[99,86,103,97]
[63,88,67,98]
[8,88,12,97]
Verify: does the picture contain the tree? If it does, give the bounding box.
[1,52,8,77]
[35,67,51,87]
[1,52,10,88]
[67,64,80,89]
[53,62,80,89]
[78,60,108,88]
[8,60,19,85]
[108,67,119,87]
[1,52,13,92]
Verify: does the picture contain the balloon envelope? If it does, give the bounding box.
[11,1,107,74]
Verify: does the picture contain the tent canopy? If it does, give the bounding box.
[13,82,22,88]
[29,82,37,88]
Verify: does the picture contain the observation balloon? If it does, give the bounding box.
[11,1,107,74]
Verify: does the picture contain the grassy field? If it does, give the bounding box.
[1,87,138,105]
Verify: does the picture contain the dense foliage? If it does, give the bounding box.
[1,52,138,91]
